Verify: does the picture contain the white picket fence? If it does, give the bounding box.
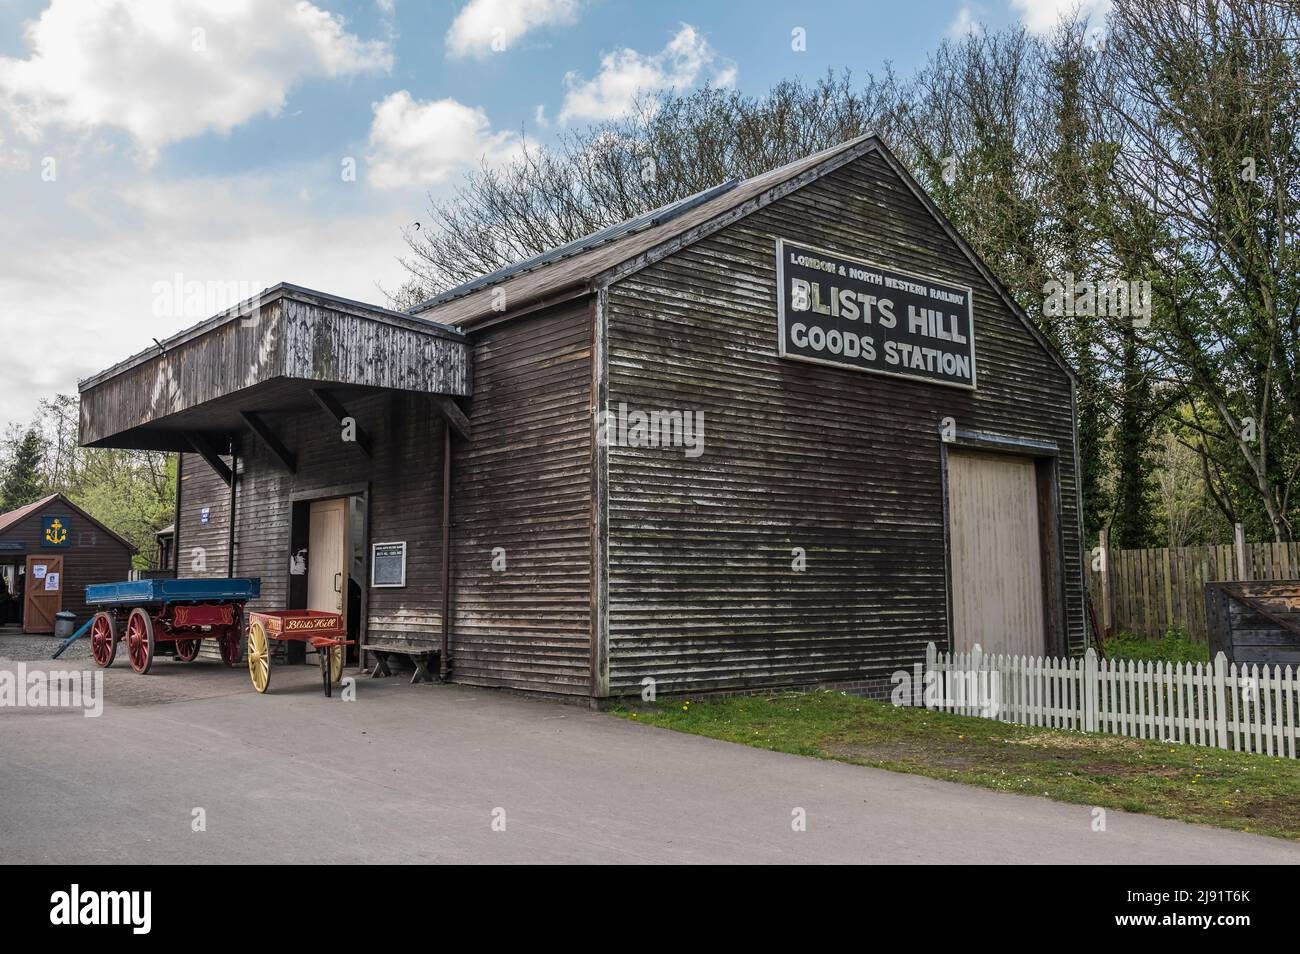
[924,643,1300,758]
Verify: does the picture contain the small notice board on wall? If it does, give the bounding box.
[371,542,407,587]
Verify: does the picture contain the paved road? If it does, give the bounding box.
[1,644,1297,864]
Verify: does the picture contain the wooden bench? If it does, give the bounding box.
[363,640,439,684]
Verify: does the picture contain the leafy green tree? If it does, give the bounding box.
[74,449,175,570]
[1092,0,1300,540]
[0,429,46,511]
[1038,21,1113,542]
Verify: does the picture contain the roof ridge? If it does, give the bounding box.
[408,134,873,318]
[408,178,741,313]
[0,492,60,534]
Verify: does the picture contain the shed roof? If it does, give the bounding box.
[0,493,138,553]
[0,494,58,535]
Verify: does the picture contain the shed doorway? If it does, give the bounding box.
[0,560,23,628]
[946,450,1046,657]
[23,554,64,634]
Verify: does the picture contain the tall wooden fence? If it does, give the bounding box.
[1087,541,1300,642]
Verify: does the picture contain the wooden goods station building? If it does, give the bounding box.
[78,135,1084,701]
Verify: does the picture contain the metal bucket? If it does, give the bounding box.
[54,610,77,640]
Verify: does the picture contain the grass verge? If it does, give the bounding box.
[1107,629,1210,664]
[613,691,1300,840]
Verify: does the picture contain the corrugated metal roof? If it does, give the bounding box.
[0,493,59,535]
[404,132,1079,389]
[408,134,877,327]
[412,179,740,311]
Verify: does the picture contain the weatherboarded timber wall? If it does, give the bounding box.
[0,499,134,626]
[449,301,594,695]
[602,149,1084,696]
[172,300,596,692]
[1088,541,1300,642]
[176,389,446,653]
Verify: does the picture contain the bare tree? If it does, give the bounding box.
[395,72,898,300]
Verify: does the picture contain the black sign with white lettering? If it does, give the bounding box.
[370,541,407,587]
[776,239,976,389]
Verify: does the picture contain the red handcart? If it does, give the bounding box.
[245,609,355,697]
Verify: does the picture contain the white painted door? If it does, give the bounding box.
[947,451,1045,656]
[308,498,348,616]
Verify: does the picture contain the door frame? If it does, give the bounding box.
[288,483,369,669]
[939,430,1068,658]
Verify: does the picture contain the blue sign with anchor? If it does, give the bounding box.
[42,515,71,547]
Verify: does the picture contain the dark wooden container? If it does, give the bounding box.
[1205,580,1300,666]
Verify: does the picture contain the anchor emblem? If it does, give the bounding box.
[45,518,67,545]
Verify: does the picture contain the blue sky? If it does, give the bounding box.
[0,0,1096,429]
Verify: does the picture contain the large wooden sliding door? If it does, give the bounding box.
[947,451,1045,656]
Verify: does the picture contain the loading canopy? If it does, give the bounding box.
[78,284,471,453]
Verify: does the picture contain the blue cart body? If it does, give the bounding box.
[85,578,262,607]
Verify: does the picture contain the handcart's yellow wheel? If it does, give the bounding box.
[328,641,344,686]
[247,620,271,693]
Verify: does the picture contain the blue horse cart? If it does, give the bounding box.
[84,578,261,674]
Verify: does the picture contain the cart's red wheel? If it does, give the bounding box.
[90,611,117,668]
[174,637,201,662]
[125,607,156,674]
[219,611,243,666]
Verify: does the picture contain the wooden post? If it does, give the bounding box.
[172,451,184,577]
[1084,648,1098,732]
[1234,522,1248,581]
[1213,652,1228,749]
[1099,525,1112,633]
[925,641,937,710]
[439,423,452,680]
[225,441,237,577]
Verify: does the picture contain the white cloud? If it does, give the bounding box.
[0,166,416,428]
[558,23,735,125]
[446,0,581,58]
[1010,0,1110,34]
[366,91,519,190]
[0,0,391,155]
[949,6,985,39]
